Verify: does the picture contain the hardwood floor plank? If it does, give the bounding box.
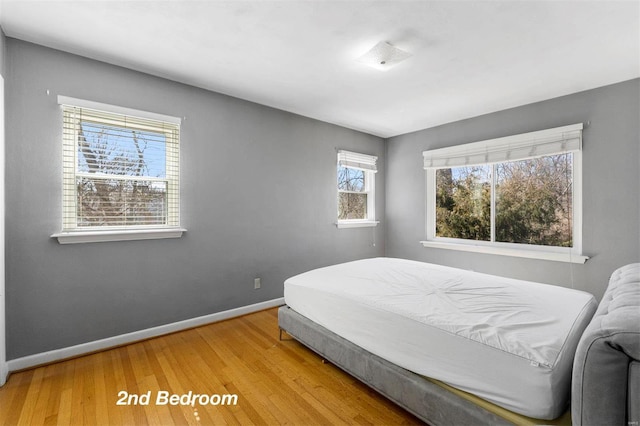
[69,358,87,425]
[0,369,32,425]
[43,362,65,424]
[298,389,354,425]
[17,367,45,426]
[55,388,72,426]
[81,358,98,425]
[0,308,423,425]
[26,366,52,425]
[222,381,269,425]
[142,340,193,425]
[104,350,126,425]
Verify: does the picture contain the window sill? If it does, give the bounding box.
[52,228,187,244]
[336,220,379,229]
[419,240,588,264]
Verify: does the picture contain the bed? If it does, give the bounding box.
[279,257,598,424]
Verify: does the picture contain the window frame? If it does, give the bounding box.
[336,150,379,229]
[421,124,587,263]
[52,96,186,244]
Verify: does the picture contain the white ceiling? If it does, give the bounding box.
[1,1,638,138]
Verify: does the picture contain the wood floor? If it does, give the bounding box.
[0,307,423,425]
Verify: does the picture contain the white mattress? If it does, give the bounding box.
[284,257,597,420]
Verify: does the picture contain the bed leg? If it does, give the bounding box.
[279,328,294,341]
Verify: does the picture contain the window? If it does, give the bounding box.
[52,97,184,244]
[336,150,378,228]
[422,123,587,263]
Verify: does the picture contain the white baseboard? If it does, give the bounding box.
[7,297,285,373]
[0,362,7,386]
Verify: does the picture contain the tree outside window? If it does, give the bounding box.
[435,154,573,248]
[338,166,367,220]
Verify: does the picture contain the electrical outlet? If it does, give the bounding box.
[254,278,261,289]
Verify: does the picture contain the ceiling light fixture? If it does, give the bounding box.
[357,41,412,71]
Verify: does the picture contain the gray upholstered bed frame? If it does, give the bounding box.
[279,262,640,426]
[278,305,512,425]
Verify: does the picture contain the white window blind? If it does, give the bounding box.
[337,150,378,172]
[61,102,180,231]
[423,123,582,169]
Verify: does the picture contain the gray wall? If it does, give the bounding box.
[5,35,638,361]
[0,28,5,77]
[386,79,640,301]
[0,27,7,384]
[5,39,385,359]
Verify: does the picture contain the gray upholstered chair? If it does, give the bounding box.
[572,263,640,426]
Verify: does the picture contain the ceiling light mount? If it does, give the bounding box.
[357,41,412,71]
